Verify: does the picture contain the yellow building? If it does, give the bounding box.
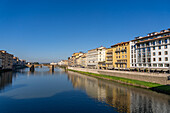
[70,52,83,67]
[111,41,130,70]
[105,48,114,69]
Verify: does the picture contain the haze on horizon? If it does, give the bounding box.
[0,0,170,63]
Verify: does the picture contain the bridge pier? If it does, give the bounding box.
[50,65,54,72]
[30,65,35,72]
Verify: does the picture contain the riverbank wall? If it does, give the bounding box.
[68,67,170,85]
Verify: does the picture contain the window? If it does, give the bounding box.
[125,55,127,58]
[143,48,145,52]
[147,47,150,51]
[164,45,167,49]
[165,64,169,67]
[153,64,157,67]
[165,39,167,44]
[158,52,161,55]
[159,46,161,49]
[159,40,161,44]
[153,41,155,45]
[165,57,168,61]
[165,51,168,55]
[148,58,151,62]
[153,52,156,56]
[122,55,124,58]
[158,64,163,67]
[153,58,156,61]
[159,58,161,61]
[153,47,155,50]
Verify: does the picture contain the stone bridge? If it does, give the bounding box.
[26,64,57,72]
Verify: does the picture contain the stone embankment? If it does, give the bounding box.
[68,67,170,85]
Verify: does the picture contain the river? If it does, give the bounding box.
[0,67,170,113]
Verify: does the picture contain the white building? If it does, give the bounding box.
[50,62,57,65]
[130,29,170,72]
[87,46,106,69]
[57,60,68,66]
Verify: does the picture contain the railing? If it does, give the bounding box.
[106,52,112,54]
[121,49,127,52]
[106,61,113,64]
[115,50,120,53]
[115,62,127,64]
[107,58,113,61]
[106,55,113,57]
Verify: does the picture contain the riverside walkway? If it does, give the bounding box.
[68,67,170,85]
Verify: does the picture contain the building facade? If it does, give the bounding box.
[0,59,2,70]
[130,29,170,72]
[105,48,114,69]
[87,46,106,69]
[87,48,98,69]
[58,60,68,66]
[111,42,131,70]
[0,50,13,70]
[80,53,87,68]
[97,47,106,69]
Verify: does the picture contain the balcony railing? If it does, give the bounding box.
[115,62,127,64]
[115,50,120,53]
[106,61,113,64]
[106,55,113,57]
[121,49,127,52]
[106,52,112,54]
[107,58,113,61]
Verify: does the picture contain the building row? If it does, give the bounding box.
[67,28,170,73]
[0,50,26,71]
[57,60,68,66]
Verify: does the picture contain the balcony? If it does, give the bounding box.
[115,62,127,64]
[115,50,120,53]
[107,58,112,61]
[121,49,127,52]
[106,52,112,54]
[106,61,113,64]
[106,55,113,57]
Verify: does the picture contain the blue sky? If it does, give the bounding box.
[0,0,170,63]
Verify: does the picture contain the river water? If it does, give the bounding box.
[0,67,170,113]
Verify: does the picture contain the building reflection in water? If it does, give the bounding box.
[67,71,170,113]
[0,68,65,91]
[0,71,13,90]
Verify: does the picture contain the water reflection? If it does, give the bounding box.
[68,71,170,113]
[0,71,14,90]
[0,68,72,99]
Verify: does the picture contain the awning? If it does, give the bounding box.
[150,69,156,71]
[156,69,163,71]
[163,69,169,71]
